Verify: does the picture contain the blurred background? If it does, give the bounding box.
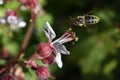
[0,0,120,80]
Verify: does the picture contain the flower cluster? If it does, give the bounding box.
[0,0,76,80]
[18,0,38,9]
[18,0,41,21]
[25,54,52,80]
[0,10,26,30]
[25,21,77,79]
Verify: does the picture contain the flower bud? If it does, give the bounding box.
[42,54,55,65]
[6,11,18,18]
[37,42,53,59]
[36,66,50,80]
[25,0,38,9]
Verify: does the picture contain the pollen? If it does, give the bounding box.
[68,28,79,41]
[73,32,79,41]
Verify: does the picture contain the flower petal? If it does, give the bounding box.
[20,5,28,11]
[44,21,56,40]
[53,42,70,55]
[7,16,18,25]
[17,19,26,27]
[53,28,76,44]
[55,52,63,68]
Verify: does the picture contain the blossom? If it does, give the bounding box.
[0,10,26,30]
[25,0,38,9]
[18,0,41,21]
[18,0,38,9]
[25,53,52,80]
[37,22,77,68]
[6,10,26,30]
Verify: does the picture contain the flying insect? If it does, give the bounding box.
[70,14,100,27]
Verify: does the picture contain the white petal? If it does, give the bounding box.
[45,21,56,40]
[44,30,51,40]
[53,42,70,55]
[7,16,18,24]
[20,5,28,11]
[55,52,63,68]
[18,21,26,27]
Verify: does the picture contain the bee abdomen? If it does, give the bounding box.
[85,15,99,25]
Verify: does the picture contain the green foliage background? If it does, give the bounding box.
[0,0,120,80]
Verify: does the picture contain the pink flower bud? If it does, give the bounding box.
[37,42,53,59]
[25,0,38,9]
[42,54,55,65]
[6,11,18,18]
[36,66,51,80]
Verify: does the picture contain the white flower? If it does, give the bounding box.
[7,15,26,30]
[44,21,76,68]
[0,11,26,30]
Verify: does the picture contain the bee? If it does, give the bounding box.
[70,15,100,27]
